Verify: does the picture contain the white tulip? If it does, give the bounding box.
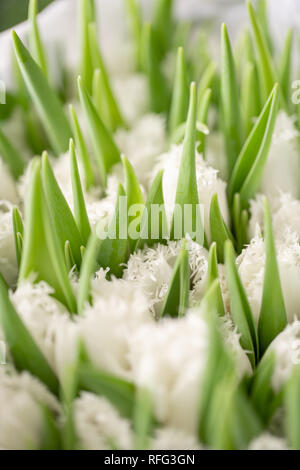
[128,310,251,434]
[79,274,153,380]
[124,239,208,317]
[237,234,300,324]
[74,392,133,450]
[10,280,80,381]
[0,367,59,450]
[260,112,300,200]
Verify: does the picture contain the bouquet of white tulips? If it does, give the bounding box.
[0,0,300,451]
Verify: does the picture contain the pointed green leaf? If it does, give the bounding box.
[279,29,293,106]
[141,23,170,113]
[136,170,168,250]
[205,243,225,316]
[125,0,143,70]
[198,311,235,444]
[224,240,258,368]
[39,405,62,450]
[210,193,234,263]
[232,193,249,254]
[28,0,48,78]
[258,199,287,356]
[256,0,273,55]
[89,24,126,132]
[229,83,279,208]
[0,273,59,394]
[169,47,189,134]
[98,184,129,278]
[64,240,76,272]
[70,139,91,245]
[171,82,204,245]
[197,87,212,156]
[78,76,121,187]
[247,0,277,103]
[230,383,263,450]
[12,207,24,267]
[19,159,77,312]
[77,230,100,315]
[122,155,144,252]
[69,105,95,190]
[152,0,174,57]
[285,367,300,450]
[160,241,189,318]
[12,31,72,155]
[241,62,261,136]
[250,350,278,424]
[197,61,216,108]
[221,23,244,175]
[0,126,25,179]
[42,152,83,268]
[79,0,96,93]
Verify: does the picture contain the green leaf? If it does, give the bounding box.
[228,83,279,208]
[42,152,83,268]
[229,383,262,450]
[197,62,216,108]
[0,273,59,394]
[78,76,121,187]
[247,0,277,103]
[171,82,204,245]
[160,241,189,318]
[197,87,212,156]
[12,207,24,267]
[19,159,77,312]
[256,0,273,54]
[28,0,48,78]
[122,155,144,252]
[89,23,126,132]
[0,126,25,179]
[77,230,100,315]
[124,0,143,70]
[279,29,293,107]
[69,104,95,190]
[98,184,129,278]
[258,198,287,356]
[78,362,136,419]
[241,62,261,137]
[152,0,174,57]
[141,22,170,113]
[136,170,168,250]
[205,243,225,317]
[198,310,235,444]
[232,193,249,253]
[79,0,96,93]
[209,193,234,263]
[133,388,154,450]
[250,350,278,424]
[224,240,258,368]
[170,120,209,146]
[202,279,225,320]
[70,139,91,245]
[169,47,189,134]
[221,23,244,176]
[285,367,300,450]
[39,405,62,450]
[64,240,76,272]
[12,31,72,155]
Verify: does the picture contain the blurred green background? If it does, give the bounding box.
[0,0,55,32]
